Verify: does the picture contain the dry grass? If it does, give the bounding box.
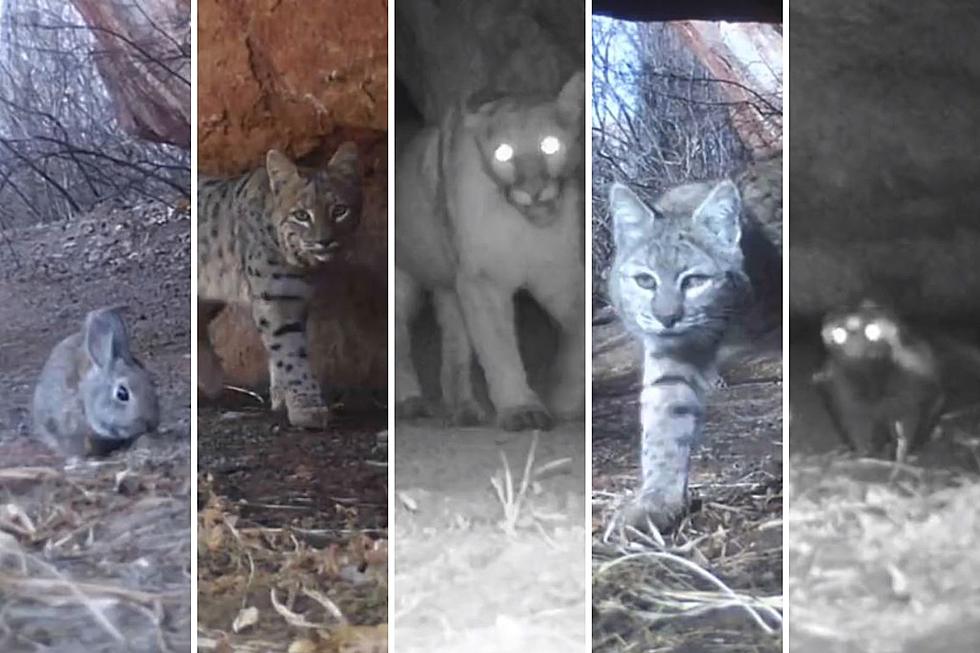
[593,470,783,652]
[0,447,191,652]
[789,452,980,653]
[394,431,588,653]
[197,491,387,652]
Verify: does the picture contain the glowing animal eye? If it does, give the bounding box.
[634,273,657,290]
[864,322,882,341]
[291,209,312,224]
[494,143,514,163]
[830,327,848,345]
[540,136,561,155]
[116,385,130,402]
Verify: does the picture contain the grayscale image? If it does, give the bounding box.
[789,2,980,652]
[393,0,587,650]
[589,3,783,651]
[0,0,191,650]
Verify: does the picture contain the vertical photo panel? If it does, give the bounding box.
[195,0,388,649]
[590,2,783,651]
[0,0,191,650]
[789,2,980,652]
[392,0,588,650]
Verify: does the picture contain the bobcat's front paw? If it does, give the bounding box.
[617,491,688,536]
[286,404,330,430]
[449,399,488,427]
[396,396,432,420]
[497,403,553,432]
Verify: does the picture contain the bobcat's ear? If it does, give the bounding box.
[609,182,659,250]
[266,149,300,195]
[556,70,585,126]
[692,180,741,250]
[327,141,360,185]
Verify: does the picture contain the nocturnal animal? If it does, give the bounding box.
[395,70,586,430]
[197,143,362,429]
[814,300,946,460]
[33,307,160,458]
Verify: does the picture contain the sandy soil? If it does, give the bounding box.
[789,332,980,653]
[392,420,588,653]
[0,201,192,652]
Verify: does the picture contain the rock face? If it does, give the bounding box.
[69,0,191,148]
[790,0,980,321]
[197,0,386,174]
[199,1,388,393]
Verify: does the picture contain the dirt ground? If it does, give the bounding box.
[788,333,980,653]
[591,319,784,652]
[392,419,588,653]
[195,383,388,651]
[0,201,192,652]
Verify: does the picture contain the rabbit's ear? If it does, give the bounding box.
[84,309,131,370]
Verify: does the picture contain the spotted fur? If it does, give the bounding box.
[608,179,751,532]
[197,143,361,429]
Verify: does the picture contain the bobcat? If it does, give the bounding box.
[197,143,361,429]
[395,71,586,430]
[608,178,752,532]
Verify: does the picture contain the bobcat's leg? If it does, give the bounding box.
[620,353,704,534]
[197,300,226,398]
[530,264,586,421]
[457,273,551,431]
[432,287,486,425]
[247,268,327,430]
[394,267,429,418]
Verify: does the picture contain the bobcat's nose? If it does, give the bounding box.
[310,239,340,253]
[657,311,683,329]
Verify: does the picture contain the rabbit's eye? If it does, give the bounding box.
[115,385,130,402]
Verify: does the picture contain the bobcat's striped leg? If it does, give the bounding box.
[620,353,705,534]
[247,267,327,429]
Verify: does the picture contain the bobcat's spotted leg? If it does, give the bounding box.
[432,288,486,425]
[620,353,705,535]
[457,273,552,431]
[394,267,431,419]
[247,270,327,430]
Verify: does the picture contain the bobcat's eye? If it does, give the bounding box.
[864,322,882,342]
[494,143,514,163]
[331,204,350,222]
[681,274,711,293]
[540,135,561,155]
[290,209,313,225]
[634,273,657,290]
[830,327,848,345]
[115,384,130,402]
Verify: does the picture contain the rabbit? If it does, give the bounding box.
[32,307,160,457]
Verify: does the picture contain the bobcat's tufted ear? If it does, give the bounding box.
[556,70,585,126]
[327,141,360,185]
[692,180,742,250]
[266,149,300,195]
[609,182,661,251]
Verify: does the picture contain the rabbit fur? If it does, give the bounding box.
[32,307,160,457]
